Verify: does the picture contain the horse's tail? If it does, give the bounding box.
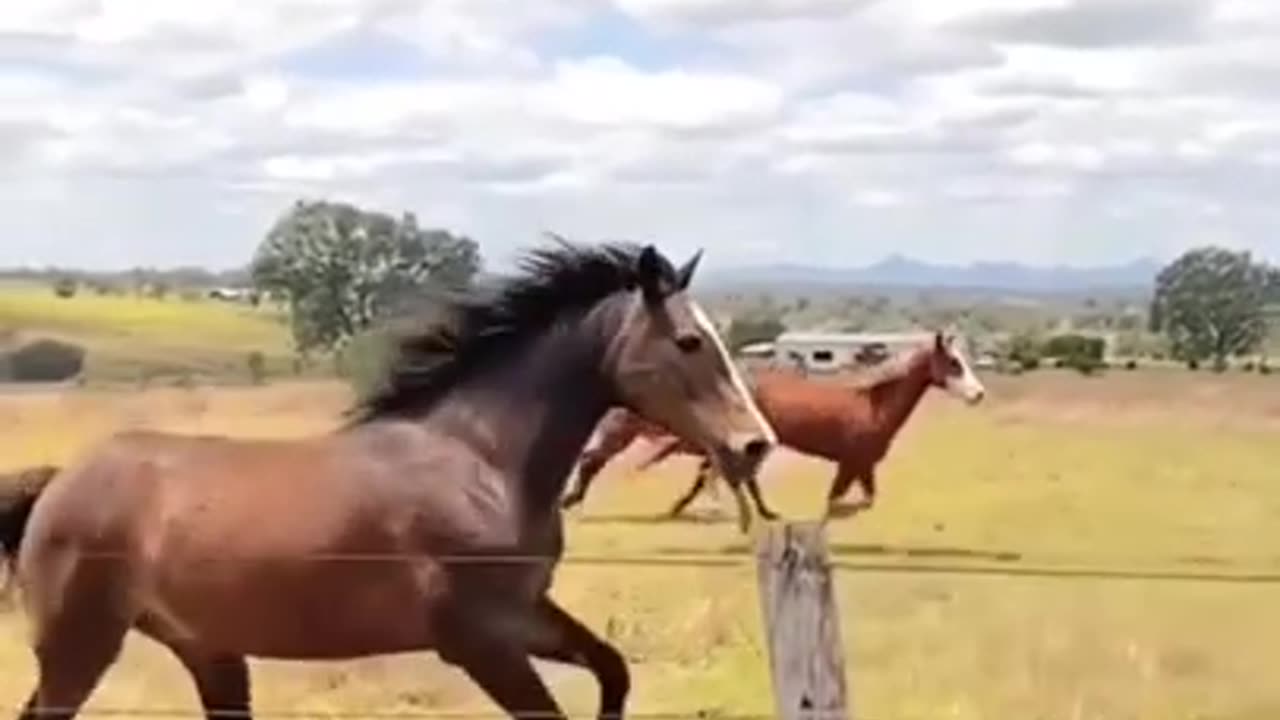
[0,464,60,581]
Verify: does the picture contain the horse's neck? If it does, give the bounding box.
[868,355,932,441]
[438,308,616,511]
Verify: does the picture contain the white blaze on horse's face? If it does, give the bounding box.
[690,301,778,447]
[609,245,776,471]
[940,336,986,405]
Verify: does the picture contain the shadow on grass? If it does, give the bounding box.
[570,511,736,527]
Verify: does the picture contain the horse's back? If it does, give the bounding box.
[13,426,485,658]
[751,371,875,457]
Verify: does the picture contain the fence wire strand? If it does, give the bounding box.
[9,709,793,719]
[2,548,1276,585]
[3,708,886,720]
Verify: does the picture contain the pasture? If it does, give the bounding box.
[0,281,294,384]
[1,369,1277,719]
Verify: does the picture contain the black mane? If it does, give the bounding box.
[348,237,678,423]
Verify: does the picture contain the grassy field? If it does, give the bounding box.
[1,370,1278,719]
[0,281,297,384]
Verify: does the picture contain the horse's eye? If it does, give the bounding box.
[675,334,703,354]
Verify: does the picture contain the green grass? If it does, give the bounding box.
[0,372,1278,719]
[0,281,297,383]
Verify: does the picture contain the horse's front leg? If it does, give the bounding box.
[856,469,877,511]
[744,473,781,522]
[526,596,630,720]
[436,605,567,720]
[665,460,712,519]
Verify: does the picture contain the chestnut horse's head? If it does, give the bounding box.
[925,331,985,405]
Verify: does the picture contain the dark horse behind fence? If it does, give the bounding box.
[562,331,985,521]
[0,239,777,720]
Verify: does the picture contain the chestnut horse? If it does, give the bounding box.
[561,332,985,520]
[0,240,776,720]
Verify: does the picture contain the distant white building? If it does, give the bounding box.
[207,287,253,302]
[741,331,961,373]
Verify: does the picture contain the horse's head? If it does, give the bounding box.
[606,245,777,480]
[926,330,986,405]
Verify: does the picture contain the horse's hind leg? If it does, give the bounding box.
[18,612,128,720]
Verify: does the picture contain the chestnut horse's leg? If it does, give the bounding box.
[561,418,641,510]
[560,448,608,510]
[665,459,713,518]
[526,596,630,720]
[824,462,862,519]
[856,469,878,510]
[742,474,781,522]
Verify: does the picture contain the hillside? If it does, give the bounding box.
[701,255,1161,297]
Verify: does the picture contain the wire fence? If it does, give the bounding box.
[4,548,1278,585]
[6,709,805,720]
[3,543,1278,719]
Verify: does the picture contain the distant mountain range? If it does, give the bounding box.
[701,254,1162,295]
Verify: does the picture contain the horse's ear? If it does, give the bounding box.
[934,330,945,350]
[676,249,703,290]
[635,245,664,303]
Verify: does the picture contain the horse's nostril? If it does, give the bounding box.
[744,438,769,458]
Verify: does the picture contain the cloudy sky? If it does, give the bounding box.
[3,0,1279,273]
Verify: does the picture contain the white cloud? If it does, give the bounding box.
[6,0,1280,270]
[614,0,859,26]
[536,56,783,130]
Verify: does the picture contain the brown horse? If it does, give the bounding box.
[560,406,753,515]
[562,331,985,520]
[0,240,776,720]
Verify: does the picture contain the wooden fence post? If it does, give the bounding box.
[755,521,850,720]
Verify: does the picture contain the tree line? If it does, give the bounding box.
[716,245,1280,376]
[11,196,1277,386]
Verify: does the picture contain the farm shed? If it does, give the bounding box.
[770,331,959,373]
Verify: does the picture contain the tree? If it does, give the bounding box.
[725,312,786,353]
[1149,246,1269,370]
[52,277,78,298]
[1003,331,1043,371]
[250,199,482,354]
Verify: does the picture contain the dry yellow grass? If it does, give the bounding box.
[0,370,1278,719]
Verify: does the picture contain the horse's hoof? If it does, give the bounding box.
[826,502,863,520]
[757,506,781,521]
